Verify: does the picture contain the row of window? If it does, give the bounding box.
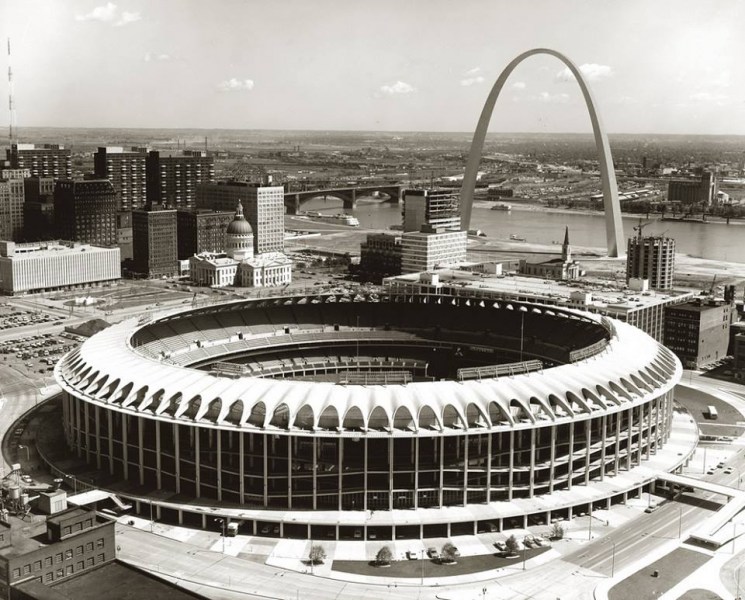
[11,538,105,580]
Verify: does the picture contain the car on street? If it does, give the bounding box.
[406,550,418,560]
[427,547,439,560]
[494,541,507,552]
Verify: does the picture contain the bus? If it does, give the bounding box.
[707,405,718,420]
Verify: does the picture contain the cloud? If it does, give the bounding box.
[144,52,171,62]
[460,76,485,87]
[380,81,415,95]
[689,91,729,105]
[511,81,526,90]
[536,92,570,103]
[75,3,141,26]
[556,63,613,82]
[218,78,255,92]
[115,11,141,26]
[464,66,481,76]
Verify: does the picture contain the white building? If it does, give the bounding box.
[196,180,285,253]
[403,189,461,232]
[400,226,467,273]
[0,240,120,295]
[188,202,292,288]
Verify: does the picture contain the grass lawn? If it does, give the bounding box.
[609,548,711,600]
[332,546,550,578]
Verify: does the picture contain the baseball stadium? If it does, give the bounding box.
[53,291,686,540]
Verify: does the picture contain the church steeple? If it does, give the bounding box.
[562,226,571,262]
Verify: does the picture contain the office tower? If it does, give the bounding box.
[664,300,732,368]
[146,150,214,210]
[6,143,72,178]
[94,146,147,211]
[54,180,118,247]
[0,240,120,294]
[626,234,676,290]
[400,226,467,273]
[0,169,25,241]
[176,209,233,260]
[359,233,402,282]
[402,189,461,232]
[196,181,284,253]
[116,212,133,261]
[132,206,178,277]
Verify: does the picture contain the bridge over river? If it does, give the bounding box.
[284,185,403,214]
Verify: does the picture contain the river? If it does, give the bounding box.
[300,196,744,263]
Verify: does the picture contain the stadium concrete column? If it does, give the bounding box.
[138,416,145,485]
[174,424,181,493]
[194,430,201,498]
[463,433,469,506]
[217,432,223,502]
[529,429,536,497]
[636,405,643,465]
[438,437,445,507]
[614,414,621,474]
[263,437,268,506]
[599,415,607,481]
[121,415,128,478]
[485,434,493,503]
[238,433,245,504]
[75,399,82,458]
[584,420,591,485]
[549,425,557,493]
[459,48,624,257]
[95,406,101,470]
[107,411,114,475]
[156,421,162,489]
[414,437,420,509]
[507,430,514,501]
[362,438,367,511]
[313,437,318,510]
[567,422,574,490]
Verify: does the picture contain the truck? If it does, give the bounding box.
[226,522,239,537]
[707,405,718,420]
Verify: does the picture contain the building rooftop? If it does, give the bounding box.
[384,268,695,315]
[0,240,118,259]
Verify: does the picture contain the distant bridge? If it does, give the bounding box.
[284,185,403,214]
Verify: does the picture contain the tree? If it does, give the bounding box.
[505,534,520,556]
[550,521,565,540]
[309,544,326,565]
[441,542,458,563]
[375,546,392,566]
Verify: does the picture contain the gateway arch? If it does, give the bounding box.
[460,48,625,257]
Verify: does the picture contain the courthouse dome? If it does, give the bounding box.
[226,201,253,235]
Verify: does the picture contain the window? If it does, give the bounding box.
[76,545,83,556]
[96,538,105,548]
[33,560,41,571]
[97,554,105,563]
[86,557,94,567]
[86,542,94,551]
[45,572,53,583]
[77,561,84,571]
[12,568,21,578]
[56,569,63,578]
[45,557,52,567]
[23,564,30,575]
[55,553,63,564]
[65,549,73,560]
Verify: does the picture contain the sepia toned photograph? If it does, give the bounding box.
[0,1,744,598]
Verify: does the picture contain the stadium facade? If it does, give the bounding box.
[55,293,684,540]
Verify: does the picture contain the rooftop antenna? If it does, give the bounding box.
[7,38,17,147]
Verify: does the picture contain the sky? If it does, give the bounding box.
[0,0,744,134]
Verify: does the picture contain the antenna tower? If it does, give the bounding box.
[7,38,17,147]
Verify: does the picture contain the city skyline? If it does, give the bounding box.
[1,0,744,135]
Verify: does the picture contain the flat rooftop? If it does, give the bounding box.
[385,268,696,314]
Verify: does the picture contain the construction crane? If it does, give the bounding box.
[633,218,653,239]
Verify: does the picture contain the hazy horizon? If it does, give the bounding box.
[2,1,744,135]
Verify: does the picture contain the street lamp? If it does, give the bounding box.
[610,540,616,578]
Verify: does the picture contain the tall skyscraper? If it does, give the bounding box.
[54,180,118,247]
[626,234,676,290]
[23,177,56,241]
[196,181,284,253]
[132,206,178,277]
[176,209,233,260]
[0,169,26,241]
[6,143,72,178]
[94,146,147,211]
[146,150,214,210]
[403,189,461,232]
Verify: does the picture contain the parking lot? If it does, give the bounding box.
[0,331,82,377]
[0,305,63,332]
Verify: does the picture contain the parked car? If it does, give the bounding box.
[427,547,439,560]
[406,550,418,560]
[494,541,507,552]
